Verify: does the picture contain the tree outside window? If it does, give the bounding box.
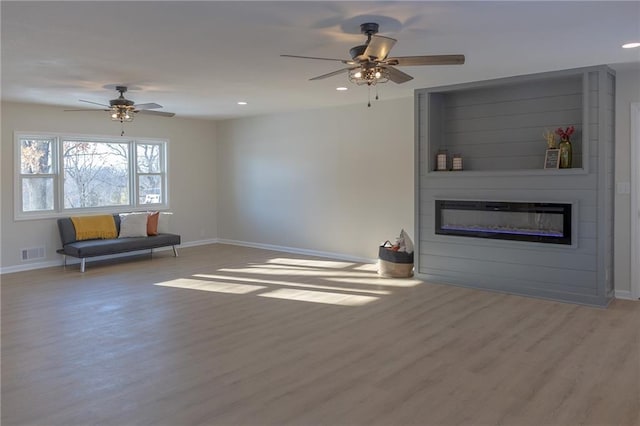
[63,141,129,208]
[20,139,55,212]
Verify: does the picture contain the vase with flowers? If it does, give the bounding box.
[555,126,574,168]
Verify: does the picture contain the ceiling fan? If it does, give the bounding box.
[282,22,465,86]
[65,86,175,127]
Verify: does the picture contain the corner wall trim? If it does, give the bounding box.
[630,102,640,300]
[614,290,638,301]
[217,239,377,264]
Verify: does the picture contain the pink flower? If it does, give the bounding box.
[555,126,575,140]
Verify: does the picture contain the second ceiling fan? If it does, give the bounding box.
[282,22,465,86]
[65,86,175,135]
[66,85,175,121]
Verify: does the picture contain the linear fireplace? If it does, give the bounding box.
[435,200,572,245]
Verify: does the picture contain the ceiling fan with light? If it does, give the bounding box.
[65,86,175,134]
[282,22,465,105]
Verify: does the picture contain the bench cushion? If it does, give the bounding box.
[57,233,181,258]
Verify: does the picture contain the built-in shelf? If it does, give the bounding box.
[425,168,589,178]
[421,71,588,174]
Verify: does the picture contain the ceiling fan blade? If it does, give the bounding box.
[309,67,357,81]
[385,55,465,66]
[79,99,111,107]
[133,102,162,110]
[363,35,397,60]
[138,110,175,117]
[64,108,110,112]
[281,54,354,65]
[385,66,414,84]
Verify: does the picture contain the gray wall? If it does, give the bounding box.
[415,66,615,306]
[216,98,415,261]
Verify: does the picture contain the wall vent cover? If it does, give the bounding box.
[21,247,45,261]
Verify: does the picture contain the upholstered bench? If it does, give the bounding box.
[57,213,180,272]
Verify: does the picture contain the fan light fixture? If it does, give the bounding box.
[111,107,134,122]
[348,66,389,86]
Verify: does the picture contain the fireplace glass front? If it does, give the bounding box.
[435,200,572,245]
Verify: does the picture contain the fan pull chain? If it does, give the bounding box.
[375,85,379,101]
[367,86,371,107]
[120,122,125,137]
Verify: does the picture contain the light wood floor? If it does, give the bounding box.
[2,244,639,426]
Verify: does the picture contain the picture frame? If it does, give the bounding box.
[544,149,560,169]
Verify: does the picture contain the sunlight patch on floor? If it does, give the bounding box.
[214,267,418,289]
[258,288,378,306]
[266,258,356,269]
[155,278,265,294]
[352,263,378,272]
[153,257,415,305]
[327,277,422,288]
[193,274,390,295]
[218,266,374,278]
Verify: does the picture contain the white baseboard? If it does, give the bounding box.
[180,238,219,248]
[1,238,375,274]
[615,290,638,301]
[217,239,376,264]
[1,260,63,275]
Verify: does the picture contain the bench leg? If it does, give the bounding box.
[62,255,67,269]
[80,258,86,273]
[172,246,178,257]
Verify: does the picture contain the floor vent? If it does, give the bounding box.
[21,247,45,261]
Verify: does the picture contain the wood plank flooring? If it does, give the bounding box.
[2,244,639,426]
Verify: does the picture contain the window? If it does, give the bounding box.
[19,138,56,212]
[136,143,164,205]
[15,132,168,219]
[62,140,130,209]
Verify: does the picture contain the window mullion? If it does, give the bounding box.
[55,136,61,212]
[131,141,137,207]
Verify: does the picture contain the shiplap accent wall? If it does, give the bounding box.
[430,75,584,171]
[415,66,615,306]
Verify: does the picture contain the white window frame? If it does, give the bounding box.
[14,131,169,220]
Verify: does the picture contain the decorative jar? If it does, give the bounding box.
[436,149,448,171]
[559,138,572,168]
[452,154,463,171]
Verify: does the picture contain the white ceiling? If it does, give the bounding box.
[2,1,639,120]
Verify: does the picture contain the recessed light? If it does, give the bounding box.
[622,42,640,49]
[336,87,348,91]
[237,101,248,105]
